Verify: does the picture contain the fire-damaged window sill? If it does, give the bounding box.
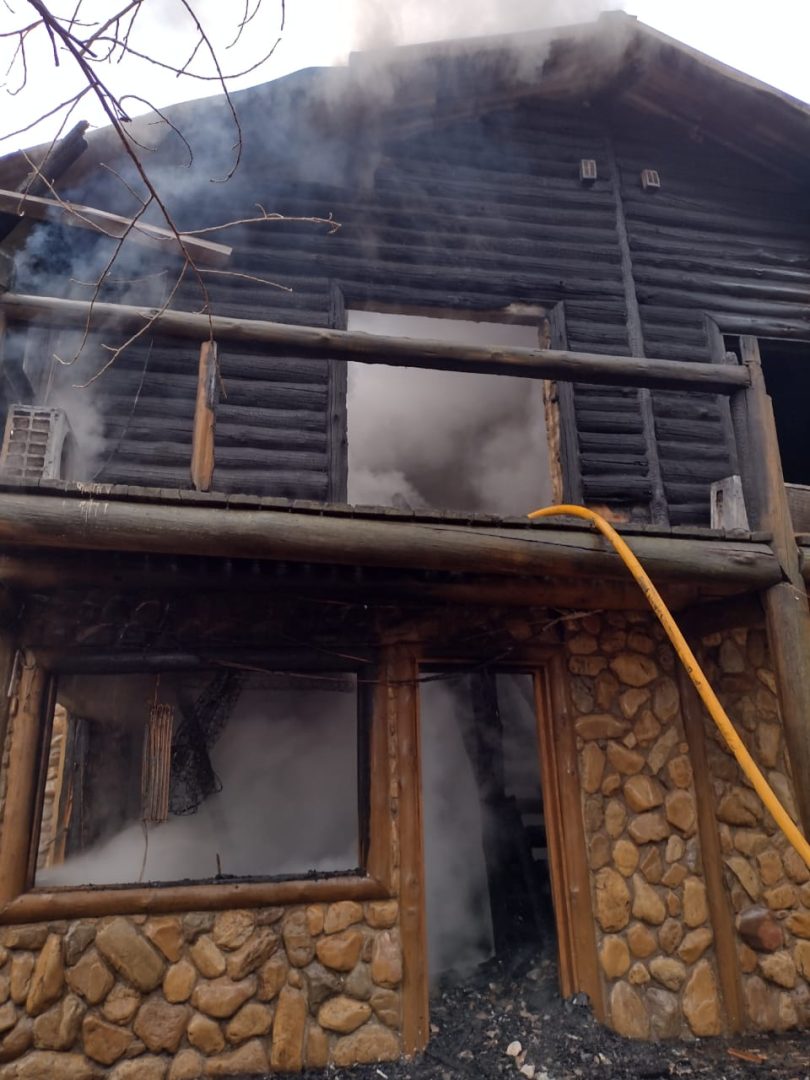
[0,873,391,926]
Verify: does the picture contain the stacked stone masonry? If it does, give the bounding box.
[0,609,805,1073]
[700,628,810,1033]
[0,901,402,1077]
[567,612,804,1040]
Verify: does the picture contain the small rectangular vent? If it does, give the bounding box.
[0,406,71,481]
[641,168,662,192]
[579,159,598,185]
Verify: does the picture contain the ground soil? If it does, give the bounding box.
[302,947,810,1080]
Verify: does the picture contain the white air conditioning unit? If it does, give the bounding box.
[0,405,72,481]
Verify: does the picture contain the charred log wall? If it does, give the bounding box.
[10,95,810,522]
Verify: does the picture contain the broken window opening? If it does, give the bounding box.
[34,668,362,889]
[725,335,810,486]
[420,670,557,988]
[346,309,554,516]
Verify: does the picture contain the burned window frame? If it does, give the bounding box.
[0,648,396,919]
[331,288,582,509]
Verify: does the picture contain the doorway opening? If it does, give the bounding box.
[419,669,558,991]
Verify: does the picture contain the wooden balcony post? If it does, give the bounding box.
[731,336,810,835]
[190,340,218,492]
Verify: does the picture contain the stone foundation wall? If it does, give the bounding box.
[699,628,810,1031]
[567,614,810,1040]
[566,612,722,1039]
[0,901,402,1078]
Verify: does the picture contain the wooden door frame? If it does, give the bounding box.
[408,647,603,1043]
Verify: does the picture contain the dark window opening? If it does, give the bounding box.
[34,669,362,889]
[420,670,557,986]
[726,335,810,486]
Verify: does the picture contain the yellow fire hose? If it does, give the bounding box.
[528,504,810,869]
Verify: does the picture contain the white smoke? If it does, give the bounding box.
[38,679,359,887]
[351,0,620,52]
[347,312,553,515]
[421,673,546,980]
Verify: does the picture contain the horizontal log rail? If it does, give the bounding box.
[0,293,750,393]
[0,873,388,924]
[0,492,780,588]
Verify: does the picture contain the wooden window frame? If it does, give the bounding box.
[0,649,400,924]
[330,288,582,509]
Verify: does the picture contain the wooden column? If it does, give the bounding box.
[190,340,218,492]
[393,648,429,1057]
[678,666,744,1032]
[731,336,810,835]
[0,659,49,903]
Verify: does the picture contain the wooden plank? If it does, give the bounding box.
[0,660,48,903]
[704,314,741,480]
[548,301,583,505]
[535,656,603,1019]
[678,667,744,1032]
[190,341,218,492]
[0,294,751,393]
[0,872,388,924]
[395,647,429,1057]
[786,484,810,534]
[733,336,810,835]
[0,492,782,588]
[0,189,232,267]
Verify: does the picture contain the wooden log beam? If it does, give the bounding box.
[190,341,218,492]
[0,492,781,588]
[0,550,713,613]
[731,336,810,836]
[0,293,750,393]
[0,191,232,268]
[0,873,388,924]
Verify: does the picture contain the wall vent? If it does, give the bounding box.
[579,159,598,186]
[0,406,71,481]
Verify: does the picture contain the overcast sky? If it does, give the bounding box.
[1,1,808,153]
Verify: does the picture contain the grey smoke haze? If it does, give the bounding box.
[347,312,553,515]
[421,673,545,979]
[351,0,620,53]
[38,680,359,887]
[9,219,171,481]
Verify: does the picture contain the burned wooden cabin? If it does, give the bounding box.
[0,10,809,1074]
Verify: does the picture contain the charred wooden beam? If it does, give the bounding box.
[0,492,781,588]
[0,293,750,393]
[0,192,231,267]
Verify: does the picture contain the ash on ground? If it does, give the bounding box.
[309,947,810,1080]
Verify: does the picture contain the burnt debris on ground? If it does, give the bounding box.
[304,946,810,1080]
